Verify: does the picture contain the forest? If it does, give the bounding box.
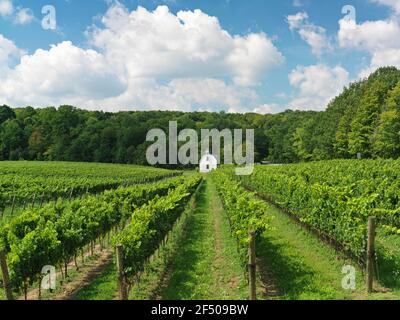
[1,66,400,165]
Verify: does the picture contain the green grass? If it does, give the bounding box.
[160,177,247,300]
[128,193,196,300]
[73,177,248,300]
[74,262,118,300]
[74,179,200,301]
[376,231,400,292]
[257,202,400,300]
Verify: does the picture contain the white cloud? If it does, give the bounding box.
[103,78,258,112]
[357,49,400,78]
[338,18,400,52]
[338,13,400,76]
[371,0,400,15]
[0,0,34,25]
[0,41,126,107]
[292,0,303,8]
[287,12,331,56]
[90,4,283,87]
[288,64,350,111]
[14,8,34,25]
[0,5,281,111]
[0,34,24,74]
[251,103,281,114]
[228,102,283,115]
[0,0,13,16]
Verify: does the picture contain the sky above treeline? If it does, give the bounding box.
[0,0,399,113]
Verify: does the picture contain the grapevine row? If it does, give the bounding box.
[231,160,400,260]
[114,175,202,280]
[0,175,187,295]
[0,161,182,210]
[211,170,271,268]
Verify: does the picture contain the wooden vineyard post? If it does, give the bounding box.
[31,193,36,208]
[38,276,42,300]
[10,195,16,216]
[248,231,257,300]
[366,216,376,294]
[40,192,45,208]
[0,249,13,300]
[116,244,128,300]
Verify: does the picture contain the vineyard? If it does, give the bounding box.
[0,161,180,214]
[0,160,399,300]
[233,160,400,260]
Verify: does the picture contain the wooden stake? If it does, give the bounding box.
[248,231,257,300]
[0,249,13,300]
[74,254,79,271]
[24,280,28,300]
[31,193,36,208]
[64,262,68,278]
[10,195,15,216]
[48,269,53,293]
[116,244,128,300]
[40,192,45,208]
[366,216,376,294]
[38,277,42,300]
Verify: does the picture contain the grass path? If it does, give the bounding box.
[73,261,118,300]
[256,201,400,300]
[73,177,247,300]
[160,177,247,300]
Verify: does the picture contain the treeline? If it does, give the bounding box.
[291,66,400,161]
[0,67,399,165]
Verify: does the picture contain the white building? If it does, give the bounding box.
[199,151,218,173]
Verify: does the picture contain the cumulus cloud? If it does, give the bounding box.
[90,4,284,87]
[359,49,400,78]
[102,78,258,112]
[338,8,400,76]
[251,103,282,114]
[0,4,284,112]
[370,0,400,15]
[287,12,331,56]
[14,8,34,25]
[0,0,34,25]
[288,64,350,111]
[338,18,400,52]
[0,0,13,16]
[227,101,286,114]
[0,41,126,107]
[0,34,24,74]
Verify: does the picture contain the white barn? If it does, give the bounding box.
[199,152,218,173]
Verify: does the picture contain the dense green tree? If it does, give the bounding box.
[0,105,15,124]
[373,82,400,158]
[28,131,46,160]
[0,119,25,160]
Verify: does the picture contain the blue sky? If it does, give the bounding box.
[0,0,399,113]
